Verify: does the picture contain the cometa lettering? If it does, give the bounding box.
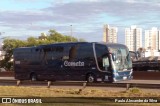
[64,61,84,66]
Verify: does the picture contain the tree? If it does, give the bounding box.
[1,29,86,70]
[1,39,27,70]
[27,37,40,46]
[79,38,86,42]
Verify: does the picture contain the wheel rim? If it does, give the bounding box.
[88,75,94,83]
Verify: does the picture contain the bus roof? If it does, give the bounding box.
[14,42,127,50]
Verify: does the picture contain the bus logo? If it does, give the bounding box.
[64,61,84,66]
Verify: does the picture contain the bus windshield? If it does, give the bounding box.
[110,47,132,71]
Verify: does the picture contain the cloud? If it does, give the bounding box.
[1,0,160,42]
[41,0,160,25]
[1,0,160,29]
[0,11,54,24]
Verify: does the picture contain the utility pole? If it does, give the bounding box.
[70,25,72,42]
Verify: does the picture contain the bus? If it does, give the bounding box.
[13,42,133,83]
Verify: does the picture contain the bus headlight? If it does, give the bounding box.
[113,78,117,82]
[130,69,133,75]
[113,72,119,76]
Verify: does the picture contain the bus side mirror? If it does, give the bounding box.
[112,53,116,61]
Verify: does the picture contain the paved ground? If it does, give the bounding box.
[0,77,15,80]
[0,77,160,94]
[0,77,160,84]
[116,80,160,84]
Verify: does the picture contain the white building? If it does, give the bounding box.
[0,50,5,60]
[125,25,142,51]
[103,24,118,43]
[144,49,160,57]
[145,27,160,51]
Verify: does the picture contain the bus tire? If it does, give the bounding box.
[30,73,37,81]
[86,74,95,83]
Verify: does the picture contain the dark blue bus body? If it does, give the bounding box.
[13,42,133,82]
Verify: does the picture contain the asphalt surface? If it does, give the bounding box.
[0,77,160,85]
[115,80,160,84]
[0,77,160,94]
[0,77,15,80]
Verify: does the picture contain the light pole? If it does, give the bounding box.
[70,25,72,42]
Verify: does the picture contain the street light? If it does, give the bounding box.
[70,25,72,42]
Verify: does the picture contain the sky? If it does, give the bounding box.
[0,0,160,44]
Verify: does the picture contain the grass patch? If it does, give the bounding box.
[0,86,159,97]
[0,86,159,106]
[129,88,141,93]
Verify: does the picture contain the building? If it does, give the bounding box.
[0,43,6,61]
[103,24,118,43]
[125,25,142,51]
[145,27,159,51]
[0,50,5,60]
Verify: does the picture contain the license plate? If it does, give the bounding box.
[123,76,127,80]
[97,78,102,81]
[105,76,108,80]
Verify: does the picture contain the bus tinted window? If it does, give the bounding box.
[77,44,94,61]
[69,44,94,61]
[44,46,64,64]
[69,45,78,61]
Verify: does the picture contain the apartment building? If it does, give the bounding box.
[145,27,159,51]
[125,25,142,51]
[103,24,118,43]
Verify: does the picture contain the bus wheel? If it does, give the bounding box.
[87,74,95,83]
[30,73,37,81]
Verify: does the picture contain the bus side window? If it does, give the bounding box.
[76,44,94,61]
[69,45,78,61]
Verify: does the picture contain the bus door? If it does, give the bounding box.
[95,44,113,81]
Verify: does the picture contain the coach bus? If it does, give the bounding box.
[13,42,133,83]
